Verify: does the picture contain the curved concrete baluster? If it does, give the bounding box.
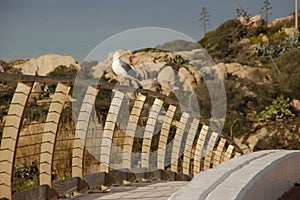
[223,144,234,162]
[234,152,241,158]
[182,118,199,175]
[99,91,125,172]
[40,83,71,186]
[72,86,99,178]
[213,138,226,167]
[157,105,176,170]
[122,94,146,168]
[193,125,209,176]
[141,98,163,169]
[203,131,219,171]
[171,112,190,173]
[0,82,33,199]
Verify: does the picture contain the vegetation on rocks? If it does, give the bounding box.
[200,14,299,67]
[198,13,300,151]
[199,19,248,63]
[274,49,300,99]
[256,95,295,122]
[164,55,189,70]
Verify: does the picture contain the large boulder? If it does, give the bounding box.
[135,63,164,80]
[175,49,207,61]
[247,127,268,151]
[131,51,171,66]
[216,62,271,84]
[248,15,265,27]
[178,67,196,86]
[215,63,227,80]
[237,16,249,25]
[268,15,294,28]
[237,38,251,47]
[283,27,299,37]
[186,65,201,85]
[13,53,80,76]
[157,66,176,95]
[93,55,113,78]
[291,99,300,113]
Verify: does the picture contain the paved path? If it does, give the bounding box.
[70,181,188,200]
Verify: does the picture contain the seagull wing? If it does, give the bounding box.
[120,60,142,81]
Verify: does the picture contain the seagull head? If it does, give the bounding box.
[113,52,120,61]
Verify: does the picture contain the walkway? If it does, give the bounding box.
[70,181,188,200]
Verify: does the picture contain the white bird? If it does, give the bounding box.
[112,52,142,82]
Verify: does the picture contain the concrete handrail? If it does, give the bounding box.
[170,150,300,200]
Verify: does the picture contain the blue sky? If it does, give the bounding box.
[0,0,296,61]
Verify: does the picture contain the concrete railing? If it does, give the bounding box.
[0,73,243,199]
[170,150,300,200]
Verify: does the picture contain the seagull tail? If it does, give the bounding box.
[124,76,143,89]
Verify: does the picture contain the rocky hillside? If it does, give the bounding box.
[199,14,300,152]
[199,14,300,65]
[0,14,299,153]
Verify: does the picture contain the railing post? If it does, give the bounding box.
[193,125,209,175]
[182,118,199,175]
[213,137,226,167]
[203,131,218,170]
[141,98,163,169]
[99,91,124,172]
[171,112,189,173]
[72,86,99,178]
[39,83,70,187]
[0,82,33,199]
[122,94,146,168]
[157,105,176,170]
[223,144,234,162]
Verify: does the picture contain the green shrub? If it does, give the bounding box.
[256,95,295,122]
[249,36,263,44]
[269,31,286,45]
[46,65,78,94]
[246,26,267,38]
[13,162,39,193]
[222,78,274,137]
[199,19,247,62]
[164,55,189,70]
[47,65,78,77]
[275,49,300,98]
[254,118,300,150]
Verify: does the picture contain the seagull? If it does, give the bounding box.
[112,52,142,82]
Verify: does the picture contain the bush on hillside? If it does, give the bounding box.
[274,49,300,99]
[47,65,78,77]
[199,19,248,63]
[256,95,295,122]
[46,65,78,93]
[246,26,268,38]
[222,78,274,138]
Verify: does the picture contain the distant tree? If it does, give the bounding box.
[261,0,272,25]
[236,4,250,18]
[200,6,209,35]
